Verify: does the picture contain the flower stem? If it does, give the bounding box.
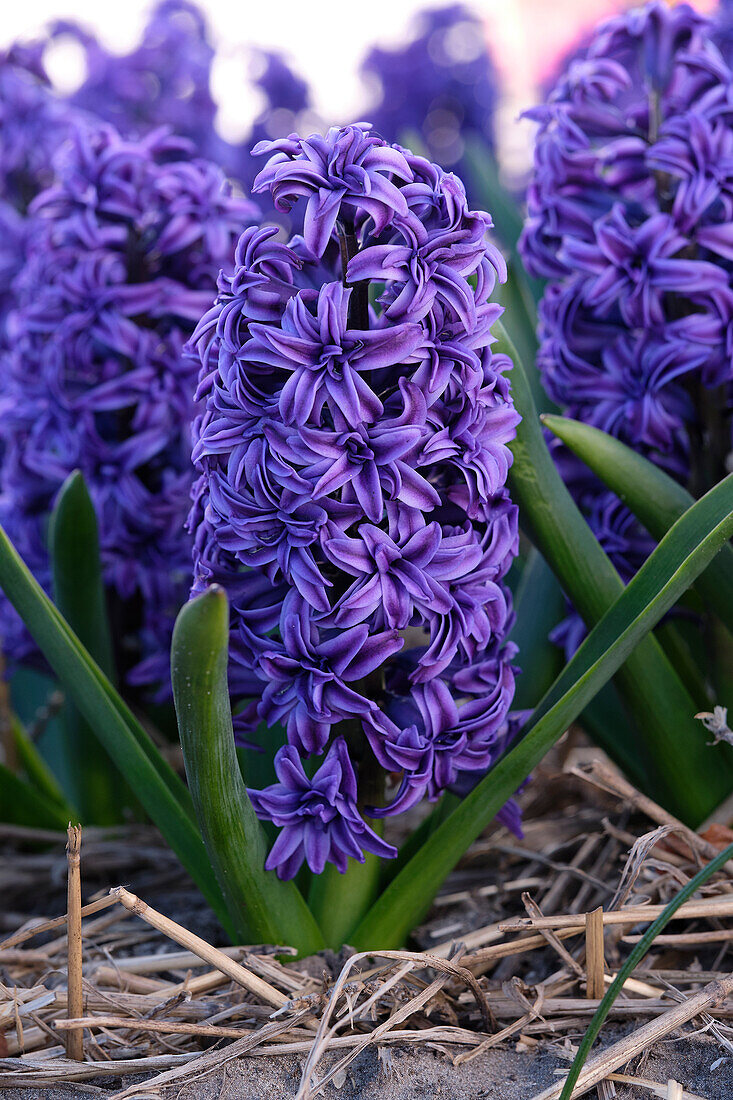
[337,217,369,330]
[307,843,384,948]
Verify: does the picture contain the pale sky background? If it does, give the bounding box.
[0,0,719,169]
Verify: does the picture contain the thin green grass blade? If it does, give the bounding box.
[497,322,733,823]
[350,475,733,950]
[0,763,72,829]
[171,587,324,954]
[559,840,733,1099]
[49,472,122,823]
[543,414,733,631]
[0,521,232,936]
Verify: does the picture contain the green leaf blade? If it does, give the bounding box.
[542,414,733,631]
[497,322,733,823]
[171,587,324,955]
[0,519,232,936]
[0,763,72,830]
[48,472,121,823]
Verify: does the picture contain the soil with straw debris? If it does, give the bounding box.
[2,739,733,1099]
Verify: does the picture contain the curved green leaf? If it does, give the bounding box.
[542,414,733,632]
[172,587,324,954]
[497,322,733,823]
[49,472,121,823]
[509,552,650,784]
[0,520,232,937]
[351,474,733,950]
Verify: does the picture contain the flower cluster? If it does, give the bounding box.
[362,5,497,193]
[0,122,256,686]
[520,0,733,652]
[190,122,521,878]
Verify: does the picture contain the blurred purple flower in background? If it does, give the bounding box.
[521,0,733,652]
[49,2,313,195]
[715,0,733,62]
[55,2,222,162]
[190,122,521,877]
[0,0,319,691]
[0,43,80,340]
[0,122,255,689]
[362,5,498,201]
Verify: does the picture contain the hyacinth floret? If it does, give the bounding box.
[248,738,397,879]
[520,1,733,652]
[190,121,522,878]
[0,121,256,685]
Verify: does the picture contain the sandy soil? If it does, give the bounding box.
[2,1034,731,1099]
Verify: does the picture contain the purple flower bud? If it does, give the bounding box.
[252,124,414,257]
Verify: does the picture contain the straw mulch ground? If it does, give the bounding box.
[2,743,733,1099]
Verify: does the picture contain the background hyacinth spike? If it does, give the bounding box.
[189,120,523,919]
[0,120,257,812]
[520,0,733,676]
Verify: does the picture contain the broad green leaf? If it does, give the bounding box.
[0,764,70,830]
[496,322,733,823]
[542,414,733,632]
[351,474,733,950]
[50,473,116,680]
[509,549,564,711]
[508,551,649,783]
[580,686,651,792]
[172,587,324,954]
[49,472,122,823]
[0,520,233,938]
[560,839,733,1099]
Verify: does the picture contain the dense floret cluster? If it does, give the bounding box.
[190,122,521,878]
[362,6,497,190]
[0,123,256,686]
[520,0,733,651]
